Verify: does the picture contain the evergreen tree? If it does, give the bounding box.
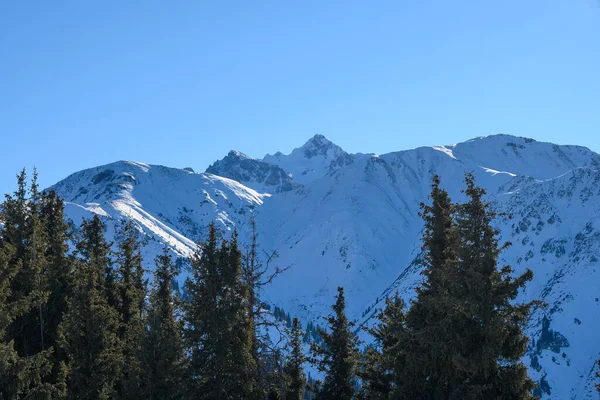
[395,174,536,399]
[183,223,255,399]
[3,170,49,359]
[451,173,536,398]
[311,287,359,400]
[400,175,462,398]
[59,216,123,400]
[284,317,306,400]
[40,189,74,389]
[0,170,57,399]
[114,220,147,400]
[143,247,185,400]
[359,293,406,400]
[0,221,54,399]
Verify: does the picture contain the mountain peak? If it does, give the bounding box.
[300,134,335,158]
[227,150,252,159]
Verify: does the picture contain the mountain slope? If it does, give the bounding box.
[50,135,600,399]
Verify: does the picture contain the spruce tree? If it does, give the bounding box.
[359,293,407,400]
[0,222,54,399]
[183,223,255,399]
[284,317,306,400]
[143,247,185,400]
[396,174,536,399]
[311,287,359,400]
[59,215,123,400]
[400,175,461,398]
[3,170,50,359]
[114,220,147,400]
[40,189,74,389]
[451,173,536,399]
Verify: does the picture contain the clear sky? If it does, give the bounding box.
[1,0,599,195]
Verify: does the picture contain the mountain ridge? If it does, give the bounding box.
[49,133,600,399]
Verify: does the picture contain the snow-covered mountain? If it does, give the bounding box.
[50,134,600,399]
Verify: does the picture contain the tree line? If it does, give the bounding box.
[0,170,597,399]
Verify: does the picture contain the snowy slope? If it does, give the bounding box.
[52,160,266,268]
[50,135,600,399]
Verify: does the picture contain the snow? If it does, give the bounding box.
[50,134,600,399]
[431,145,457,160]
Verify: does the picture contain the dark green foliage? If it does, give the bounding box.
[0,170,61,399]
[386,174,537,399]
[451,173,536,399]
[359,293,406,400]
[40,189,74,387]
[285,317,306,400]
[114,220,147,399]
[3,170,49,359]
[0,226,54,399]
[311,287,359,400]
[58,216,123,400]
[183,223,256,399]
[399,175,462,398]
[142,247,185,400]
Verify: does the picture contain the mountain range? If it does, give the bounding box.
[50,133,600,399]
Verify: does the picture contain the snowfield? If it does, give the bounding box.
[50,134,600,399]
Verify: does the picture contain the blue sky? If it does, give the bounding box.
[1,0,599,195]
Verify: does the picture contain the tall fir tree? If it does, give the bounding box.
[359,293,407,400]
[4,170,50,359]
[183,223,255,399]
[58,215,123,400]
[450,173,536,399]
[400,175,462,398]
[0,215,54,399]
[284,317,306,400]
[142,247,185,400]
[394,174,537,399]
[0,170,64,399]
[114,220,147,400]
[40,189,74,390]
[311,287,359,400]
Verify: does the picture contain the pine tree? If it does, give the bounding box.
[0,170,60,399]
[399,175,462,398]
[40,189,74,389]
[359,293,406,400]
[284,317,306,400]
[450,173,536,399]
[311,287,359,400]
[3,170,50,360]
[395,174,537,399]
[59,215,123,400]
[0,222,54,399]
[114,220,147,400]
[183,223,255,399]
[143,247,185,400]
